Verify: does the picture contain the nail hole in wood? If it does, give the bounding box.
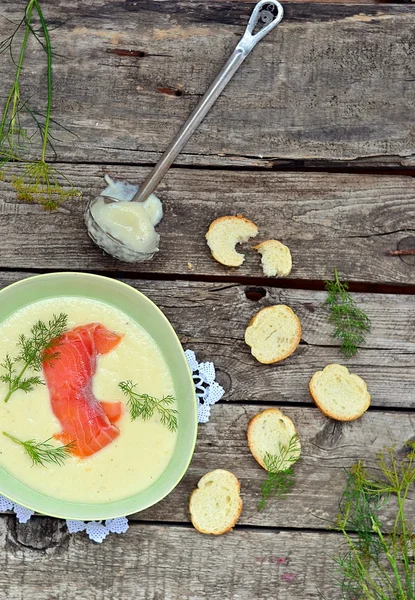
[106,48,147,58]
[397,236,415,266]
[156,87,183,97]
[245,287,266,301]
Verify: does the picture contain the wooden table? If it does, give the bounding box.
[1,1,415,598]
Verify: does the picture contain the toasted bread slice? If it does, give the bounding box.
[206,215,258,267]
[244,305,301,364]
[248,408,301,470]
[189,469,243,535]
[254,240,292,277]
[309,364,370,421]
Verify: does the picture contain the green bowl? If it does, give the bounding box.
[0,272,198,520]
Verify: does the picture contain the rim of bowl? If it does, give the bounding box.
[0,272,198,520]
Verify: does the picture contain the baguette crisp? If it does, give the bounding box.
[189,469,243,535]
[206,215,258,267]
[254,239,292,278]
[248,408,301,470]
[245,305,301,364]
[309,364,371,421]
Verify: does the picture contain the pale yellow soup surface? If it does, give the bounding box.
[0,297,178,503]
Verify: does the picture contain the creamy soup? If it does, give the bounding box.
[0,297,178,503]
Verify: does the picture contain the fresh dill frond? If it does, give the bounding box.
[258,434,301,511]
[325,268,371,357]
[3,431,75,467]
[0,353,44,393]
[0,15,26,57]
[119,380,179,432]
[0,0,80,209]
[12,161,81,210]
[334,444,415,600]
[0,313,67,402]
[17,312,68,369]
[0,1,35,170]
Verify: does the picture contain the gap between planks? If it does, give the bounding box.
[13,156,415,177]
[0,512,336,535]
[1,265,414,296]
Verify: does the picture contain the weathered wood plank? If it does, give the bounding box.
[1,272,414,409]
[0,2,414,167]
[1,165,415,284]
[2,403,414,530]
[0,517,342,600]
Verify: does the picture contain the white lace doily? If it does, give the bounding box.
[185,350,225,423]
[0,349,224,541]
[0,495,34,523]
[67,518,129,543]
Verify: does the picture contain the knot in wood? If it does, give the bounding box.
[313,420,343,450]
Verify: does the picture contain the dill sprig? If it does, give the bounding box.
[325,268,371,357]
[0,0,80,209]
[119,380,178,432]
[12,161,80,210]
[0,312,67,402]
[258,434,301,511]
[3,431,75,467]
[335,443,415,599]
[0,2,34,168]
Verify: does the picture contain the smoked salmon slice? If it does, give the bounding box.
[43,323,124,458]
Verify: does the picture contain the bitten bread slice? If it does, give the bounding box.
[248,408,301,470]
[189,469,243,535]
[254,240,292,278]
[245,305,301,364]
[309,364,370,421]
[206,215,258,267]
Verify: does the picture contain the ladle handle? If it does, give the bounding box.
[131,0,284,203]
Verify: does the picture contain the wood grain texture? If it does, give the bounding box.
[0,2,414,167]
[1,165,415,284]
[0,517,344,600]
[1,272,414,409]
[2,403,415,531]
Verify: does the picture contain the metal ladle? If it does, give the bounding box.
[85,0,284,262]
